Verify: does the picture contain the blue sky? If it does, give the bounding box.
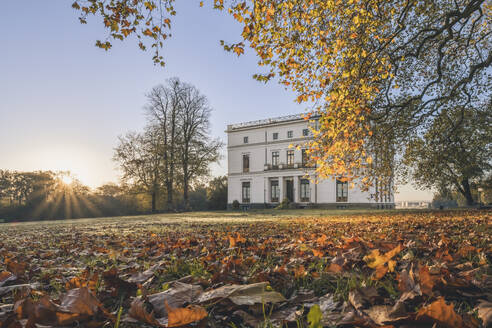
[0,0,432,201]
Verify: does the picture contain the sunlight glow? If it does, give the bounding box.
[61,174,74,185]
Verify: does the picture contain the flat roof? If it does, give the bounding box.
[227,113,313,131]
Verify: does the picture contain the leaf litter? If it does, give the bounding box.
[0,210,490,327]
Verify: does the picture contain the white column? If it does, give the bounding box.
[279,177,284,202]
[294,176,300,203]
[266,178,270,203]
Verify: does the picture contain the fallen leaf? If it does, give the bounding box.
[364,245,402,279]
[148,281,203,317]
[0,271,16,287]
[197,282,285,305]
[325,263,343,273]
[364,304,408,325]
[307,304,322,328]
[416,297,464,327]
[5,260,27,277]
[349,287,378,310]
[128,298,165,327]
[476,300,492,327]
[165,300,207,327]
[419,265,437,296]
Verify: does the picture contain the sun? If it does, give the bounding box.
[60,174,74,185]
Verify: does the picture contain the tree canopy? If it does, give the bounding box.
[403,104,491,205]
[72,0,491,190]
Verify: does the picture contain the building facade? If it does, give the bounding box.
[226,114,394,209]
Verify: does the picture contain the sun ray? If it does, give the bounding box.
[77,194,102,218]
[64,190,72,219]
[47,191,64,219]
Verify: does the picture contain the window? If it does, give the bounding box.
[300,179,310,202]
[242,182,251,203]
[271,180,279,202]
[336,179,348,202]
[272,132,278,140]
[287,130,293,138]
[242,154,250,172]
[272,151,279,167]
[303,128,309,136]
[286,150,294,166]
[243,136,249,143]
[302,149,309,167]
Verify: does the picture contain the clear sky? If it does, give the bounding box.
[0,0,433,201]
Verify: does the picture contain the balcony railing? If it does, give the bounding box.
[264,163,315,171]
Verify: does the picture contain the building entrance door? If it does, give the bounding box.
[286,179,294,202]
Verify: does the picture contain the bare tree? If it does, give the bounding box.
[144,78,222,210]
[113,127,162,212]
[145,79,182,210]
[177,83,223,209]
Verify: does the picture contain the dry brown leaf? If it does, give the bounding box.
[476,300,492,327]
[5,260,27,277]
[325,263,343,273]
[165,300,207,327]
[416,297,464,327]
[197,282,285,305]
[65,270,99,293]
[364,304,408,325]
[419,265,437,296]
[128,298,165,327]
[0,271,16,287]
[148,281,203,317]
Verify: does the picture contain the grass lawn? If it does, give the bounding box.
[0,209,490,327]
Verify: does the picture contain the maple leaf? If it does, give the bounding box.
[233,45,244,56]
[363,245,402,279]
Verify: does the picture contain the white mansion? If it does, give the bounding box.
[226,114,394,209]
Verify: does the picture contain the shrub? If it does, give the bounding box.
[232,200,240,210]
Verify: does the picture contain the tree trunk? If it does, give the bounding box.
[183,174,189,210]
[166,181,173,210]
[151,190,157,213]
[460,178,474,206]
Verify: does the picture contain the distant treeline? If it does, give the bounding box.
[0,170,227,222]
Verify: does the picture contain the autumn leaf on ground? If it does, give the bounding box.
[165,300,207,327]
[197,282,285,306]
[307,304,322,328]
[228,232,246,247]
[476,300,492,327]
[325,263,343,273]
[418,265,438,296]
[416,297,464,327]
[5,259,27,277]
[128,298,165,327]
[0,271,16,287]
[363,244,402,279]
[148,281,203,318]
